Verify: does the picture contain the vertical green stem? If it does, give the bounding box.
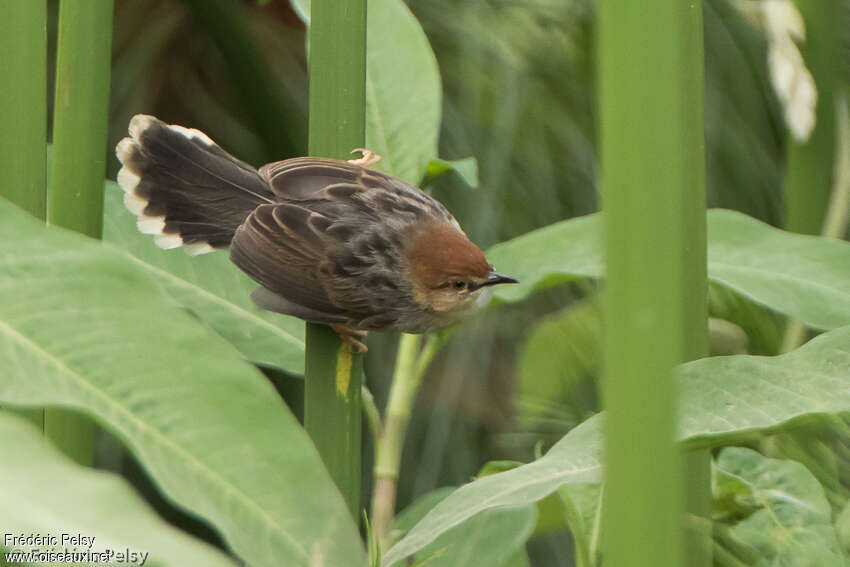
[781,0,840,353]
[0,0,48,429]
[781,0,841,352]
[46,0,114,465]
[370,334,441,548]
[0,2,47,218]
[784,0,838,235]
[305,0,367,519]
[600,1,706,565]
[371,334,420,548]
[679,2,711,565]
[822,98,850,242]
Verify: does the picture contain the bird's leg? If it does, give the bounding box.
[330,323,370,353]
[348,148,382,168]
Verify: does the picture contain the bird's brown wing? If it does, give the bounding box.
[229,202,372,322]
[259,157,383,201]
[259,157,457,227]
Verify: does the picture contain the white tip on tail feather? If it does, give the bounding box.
[115,137,135,163]
[154,234,184,250]
[116,166,140,192]
[122,190,147,215]
[137,215,166,235]
[128,114,155,139]
[169,125,215,146]
[115,114,219,256]
[184,242,215,256]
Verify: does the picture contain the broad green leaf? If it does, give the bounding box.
[290,0,441,184]
[714,447,845,566]
[0,413,236,567]
[382,415,603,566]
[836,500,850,554]
[388,488,535,567]
[384,325,850,564]
[501,551,531,567]
[558,483,602,565]
[102,182,305,373]
[394,488,456,534]
[422,157,479,189]
[486,213,602,303]
[0,198,365,567]
[518,299,601,443]
[487,209,850,331]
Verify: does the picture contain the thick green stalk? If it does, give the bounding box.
[371,334,420,548]
[784,0,838,235]
[370,334,441,548]
[305,0,367,519]
[781,0,840,353]
[600,1,706,566]
[679,2,711,565]
[0,1,48,429]
[821,98,850,242]
[46,0,114,465]
[0,2,47,219]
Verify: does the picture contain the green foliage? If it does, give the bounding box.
[0,198,364,567]
[517,299,601,446]
[293,0,442,185]
[488,209,850,331]
[0,413,235,567]
[388,487,535,567]
[384,324,850,563]
[713,447,846,565]
[6,2,850,567]
[422,157,479,189]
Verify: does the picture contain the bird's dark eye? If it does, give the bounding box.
[453,281,466,290]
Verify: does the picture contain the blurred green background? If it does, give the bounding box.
[62,0,849,564]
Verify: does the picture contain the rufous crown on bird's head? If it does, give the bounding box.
[405,222,517,312]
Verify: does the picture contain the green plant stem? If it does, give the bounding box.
[304,0,367,520]
[588,486,603,567]
[0,2,47,219]
[821,97,850,240]
[371,333,441,548]
[0,0,48,429]
[679,3,711,564]
[782,95,850,352]
[785,0,839,235]
[559,490,591,567]
[599,1,707,565]
[781,0,840,353]
[362,385,383,441]
[46,0,114,466]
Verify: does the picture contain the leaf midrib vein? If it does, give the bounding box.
[0,319,308,561]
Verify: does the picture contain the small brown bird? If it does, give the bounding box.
[115,115,517,352]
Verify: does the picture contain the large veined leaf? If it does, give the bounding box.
[0,413,236,567]
[383,324,850,564]
[0,199,365,567]
[389,488,534,567]
[391,508,535,567]
[290,0,440,184]
[488,209,850,331]
[102,181,305,373]
[714,447,845,566]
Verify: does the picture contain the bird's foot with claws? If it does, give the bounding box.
[330,323,370,353]
[348,148,382,168]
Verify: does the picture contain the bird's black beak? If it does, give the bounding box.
[470,271,519,291]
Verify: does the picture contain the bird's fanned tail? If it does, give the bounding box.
[115,114,274,254]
